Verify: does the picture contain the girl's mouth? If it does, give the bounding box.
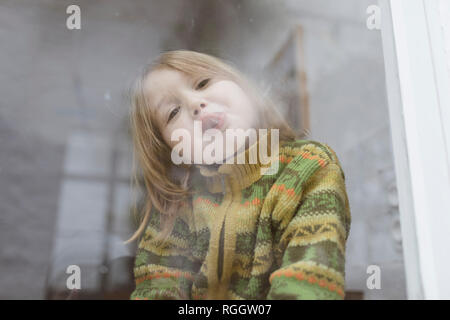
[200,112,226,133]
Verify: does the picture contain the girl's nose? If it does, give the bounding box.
[193,103,206,117]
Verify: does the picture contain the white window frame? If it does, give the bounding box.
[379,0,450,299]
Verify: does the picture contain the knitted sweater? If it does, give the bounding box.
[130,137,351,300]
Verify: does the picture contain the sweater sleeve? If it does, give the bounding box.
[267,143,351,300]
[130,203,199,300]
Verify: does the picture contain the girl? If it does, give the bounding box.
[126,50,351,300]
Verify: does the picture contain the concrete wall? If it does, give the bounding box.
[0,0,193,299]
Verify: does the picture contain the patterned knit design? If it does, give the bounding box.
[130,139,351,300]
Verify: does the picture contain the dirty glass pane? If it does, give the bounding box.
[0,0,404,300]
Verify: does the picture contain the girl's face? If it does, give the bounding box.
[144,67,258,163]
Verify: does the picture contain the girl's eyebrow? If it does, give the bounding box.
[156,96,170,109]
[156,87,180,108]
[154,73,195,109]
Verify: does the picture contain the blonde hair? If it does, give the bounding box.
[125,50,299,244]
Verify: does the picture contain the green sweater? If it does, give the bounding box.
[130,138,351,300]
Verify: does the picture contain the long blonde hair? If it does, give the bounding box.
[125,50,299,244]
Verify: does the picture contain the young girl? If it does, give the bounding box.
[126,50,351,300]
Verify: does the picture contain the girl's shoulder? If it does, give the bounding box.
[278,138,340,165]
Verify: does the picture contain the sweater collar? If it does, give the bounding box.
[195,130,277,194]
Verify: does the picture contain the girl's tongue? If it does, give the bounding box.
[201,113,224,132]
[202,118,219,131]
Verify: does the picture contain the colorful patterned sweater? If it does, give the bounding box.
[130,137,351,300]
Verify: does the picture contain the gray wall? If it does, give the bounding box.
[0,0,191,299]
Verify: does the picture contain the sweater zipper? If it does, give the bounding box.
[217,219,225,281]
[217,175,227,281]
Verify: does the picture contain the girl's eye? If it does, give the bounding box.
[196,78,210,90]
[168,106,180,123]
